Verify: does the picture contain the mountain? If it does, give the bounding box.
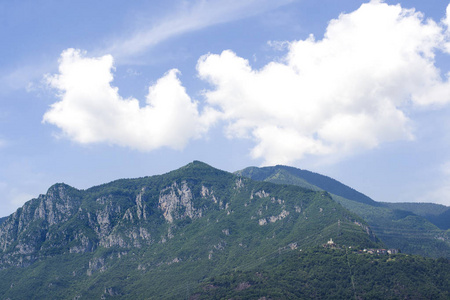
[382,202,450,230]
[237,165,450,258]
[192,248,450,299]
[237,165,379,206]
[0,161,380,299]
[429,209,450,230]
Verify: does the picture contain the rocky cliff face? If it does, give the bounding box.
[0,184,82,266]
[0,182,155,267]
[159,181,201,223]
[0,163,232,267]
[0,161,379,271]
[0,161,383,299]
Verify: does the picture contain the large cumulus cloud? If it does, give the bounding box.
[43,49,213,151]
[44,1,450,165]
[198,1,450,164]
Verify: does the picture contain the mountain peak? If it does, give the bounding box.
[47,182,75,193]
[185,160,212,168]
[237,165,379,206]
[5,161,445,299]
[167,160,231,181]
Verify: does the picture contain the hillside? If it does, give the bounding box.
[382,202,450,230]
[0,161,379,299]
[192,247,450,299]
[237,165,450,258]
[237,165,379,206]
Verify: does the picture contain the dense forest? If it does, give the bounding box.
[193,247,450,299]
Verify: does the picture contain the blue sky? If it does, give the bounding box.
[1,0,450,217]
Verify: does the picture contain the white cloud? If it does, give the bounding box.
[0,182,35,217]
[442,3,450,56]
[443,3,450,29]
[105,0,295,59]
[43,49,214,151]
[197,1,450,165]
[416,161,450,206]
[0,62,53,95]
[9,191,35,210]
[43,1,450,165]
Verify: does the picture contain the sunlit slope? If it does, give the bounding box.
[0,161,379,299]
[238,165,450,258]
[192,247,450,299]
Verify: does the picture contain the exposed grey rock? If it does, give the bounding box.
[135,189,147,220]
[158,181,202,223]
[69,231,94,253]
[87,257,106,276]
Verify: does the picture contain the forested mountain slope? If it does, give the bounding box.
[382,202,450,230]
[237,165,379,206]
[0,161,379,299]
[238,165,450,258]
[192,247,450,299]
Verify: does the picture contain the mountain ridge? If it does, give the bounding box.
[238,164,450,258]
[0,161,382,298]
[236,165,380,206]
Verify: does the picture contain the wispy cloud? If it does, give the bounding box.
[103,0,295,59]
[0,112,8,149]
[0,160,49,217]
[0,62,55,95]
[0,182,32,217]
[42,0,295,152]
[417,161,450,206]
[44,1,450,168]
[4,0,295,95]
